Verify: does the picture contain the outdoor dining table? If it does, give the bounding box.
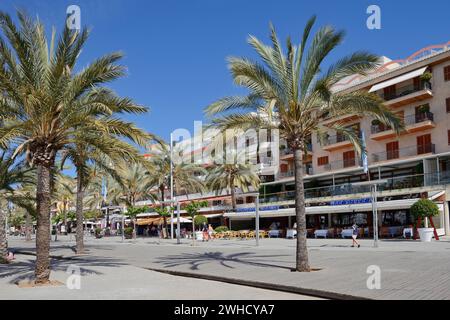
[341,229,353,238]
[286,229,297,239]
[268,230,281,238]
[314,229,329,238]
[403,227,413,238]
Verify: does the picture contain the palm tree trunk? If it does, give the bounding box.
[0,208,7,263]
[294,148,310,272]
[35,163,52,283]
[63,201,67,235]
[192,218,196,246]
[75,168,85,254]
[230,186,237,211]
[25,211,32,241]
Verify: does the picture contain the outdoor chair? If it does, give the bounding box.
[327,228,336,238]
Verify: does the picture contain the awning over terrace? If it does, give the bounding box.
[368,67,427,92]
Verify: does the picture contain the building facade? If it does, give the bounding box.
[138,44,450,239]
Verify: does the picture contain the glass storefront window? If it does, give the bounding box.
[381,210,411,226]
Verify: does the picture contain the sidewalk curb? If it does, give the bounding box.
[145,267,371,301]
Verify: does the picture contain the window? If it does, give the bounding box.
[383,85,396,100]
[386,141,399,160]
[417,134,432,154]
[448,130,450,145]
[317,156,329,166]
[343,150,356,168]
[446,98,450,113]
[445,66,450,81]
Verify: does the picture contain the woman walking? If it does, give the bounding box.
[351,223,361,248]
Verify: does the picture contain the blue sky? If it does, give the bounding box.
[2,0,449,143]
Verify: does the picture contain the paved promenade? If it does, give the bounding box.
[4,235,450,299]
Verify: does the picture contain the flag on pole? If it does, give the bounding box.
[361,131,369,174]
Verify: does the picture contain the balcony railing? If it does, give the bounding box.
[404,112,434,126]
[257,172,450,204]
[322,134,351,146]
[372,144,435,163]
[371,112,434,134]
[378,81,431,101]
[279,170,294,178]
[323,158,361,171]
[278,166,313,178]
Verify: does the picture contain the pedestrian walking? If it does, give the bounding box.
[351,223,360,248]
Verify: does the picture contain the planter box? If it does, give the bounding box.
[418,228,434,242]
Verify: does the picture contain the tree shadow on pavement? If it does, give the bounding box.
[154,251,292,271]
[0,255,128,284]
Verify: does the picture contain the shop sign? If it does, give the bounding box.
[330,198,371,206]
[236,205,280,213]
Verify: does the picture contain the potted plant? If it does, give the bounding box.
[94,228,103,239]
[420,71,432,85]
[410,199,440,242]
[185,201,208,245]
[124,227,134,239]
[193,214,208,241]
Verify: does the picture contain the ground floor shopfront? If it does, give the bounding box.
[225,196,449,238]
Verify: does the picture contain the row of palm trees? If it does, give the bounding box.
[0,10,155,283]
[0,10,402,280]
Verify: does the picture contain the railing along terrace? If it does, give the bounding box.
[257,172,448,204]
[378,81,431,101]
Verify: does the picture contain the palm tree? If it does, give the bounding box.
[206,157,260,211]
[205,17,402,272]
[61,125,152,254]
[146,144,206,238]
[0,11,151,282]
[0,152,34,263]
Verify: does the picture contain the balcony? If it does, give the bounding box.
[321,134,354,151]
[378,82,433,108]
[372,143,435,163]
[277,166,313,179]
[323,158,361,172]
[370,112,436,140]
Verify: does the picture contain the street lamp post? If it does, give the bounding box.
[235,192,260,247]
[353,179,387,248]
[170,133,174,240]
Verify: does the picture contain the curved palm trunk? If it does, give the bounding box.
[25,211,32,241]
[75,168,85,254]
[294,148,310,272]
[0,209,7,263]
[35,163,52,283]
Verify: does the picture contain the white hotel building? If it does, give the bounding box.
[139,43,450,239]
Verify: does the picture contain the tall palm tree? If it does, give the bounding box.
[205,17,402,271]
[146,143,206,238]
[0,11,151,282]
[61,125,152,254]
[206,158,260,211]
[115,162,155,207]
[0,152,34,263]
